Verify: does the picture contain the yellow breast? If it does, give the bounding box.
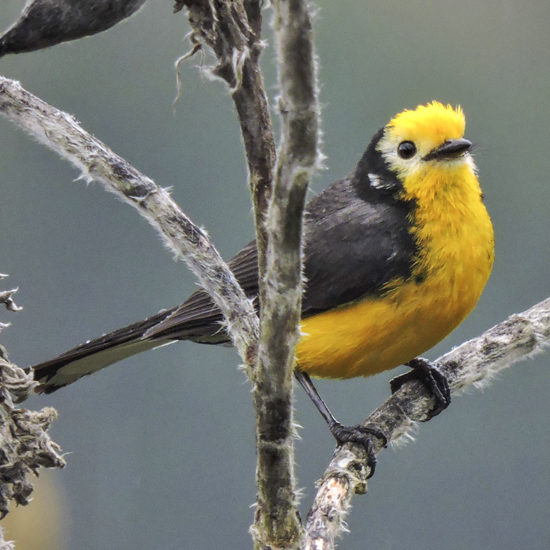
[296,163,494,379]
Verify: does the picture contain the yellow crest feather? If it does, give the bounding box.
[387,101,465,146]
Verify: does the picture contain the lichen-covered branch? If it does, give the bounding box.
[252,1,321,549]
[304,297,550,550]
[0,351,66,515]
[0,284,65,544]
[0,76,258,370]
[176,2,321,547]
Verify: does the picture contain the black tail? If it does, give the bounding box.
[32,242,260,393]
[33,308,176,393]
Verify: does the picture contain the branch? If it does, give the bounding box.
[0,76,259,370]
[178,2,321,547]
[177,0,276,272]
[0,351,66,516]
[0,283,65,533]
[252,1,321,548]
[304,297,550,549]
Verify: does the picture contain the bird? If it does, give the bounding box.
[32,101,494,471]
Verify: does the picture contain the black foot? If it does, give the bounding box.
[330,422,388,479]
[390,357,451,419]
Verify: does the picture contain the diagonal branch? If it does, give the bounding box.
[304,297,550,550]
[0,76,259,370]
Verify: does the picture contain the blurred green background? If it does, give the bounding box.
[1,1,549,549]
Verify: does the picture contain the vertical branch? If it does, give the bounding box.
[178,0,276,279]
[177,2,320,546]
[252,1,321,548]
[231,34,276,275]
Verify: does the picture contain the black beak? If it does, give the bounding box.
[423,138,472,161]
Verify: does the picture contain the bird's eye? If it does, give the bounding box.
[397,141,417,159]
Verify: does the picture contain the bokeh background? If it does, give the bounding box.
[1,1,549,549]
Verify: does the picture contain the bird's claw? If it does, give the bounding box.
[330,422,388,479]
[390,357,451,419]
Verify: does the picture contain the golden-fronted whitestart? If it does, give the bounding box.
[32,102,494,472]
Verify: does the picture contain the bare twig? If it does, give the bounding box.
[251,1,321,548]
[304,297,550,549]
[0,76,259,370]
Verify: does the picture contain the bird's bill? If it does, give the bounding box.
[423,138,472,161]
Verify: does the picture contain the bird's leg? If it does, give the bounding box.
[294,370,387,478]
[390,357,451,419]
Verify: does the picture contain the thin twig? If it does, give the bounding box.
[304,297,550,550]
[251,1,321,548]
[0,76,259,369]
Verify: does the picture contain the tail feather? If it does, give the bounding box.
[33,308,176,393]
[35,339,169,394]
[31,239,260,394]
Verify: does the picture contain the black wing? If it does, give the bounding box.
[300,178,416,313]
[147,177,417,340]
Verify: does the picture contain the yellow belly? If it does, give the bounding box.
[296,271,486,379]
[297,166,494,379]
